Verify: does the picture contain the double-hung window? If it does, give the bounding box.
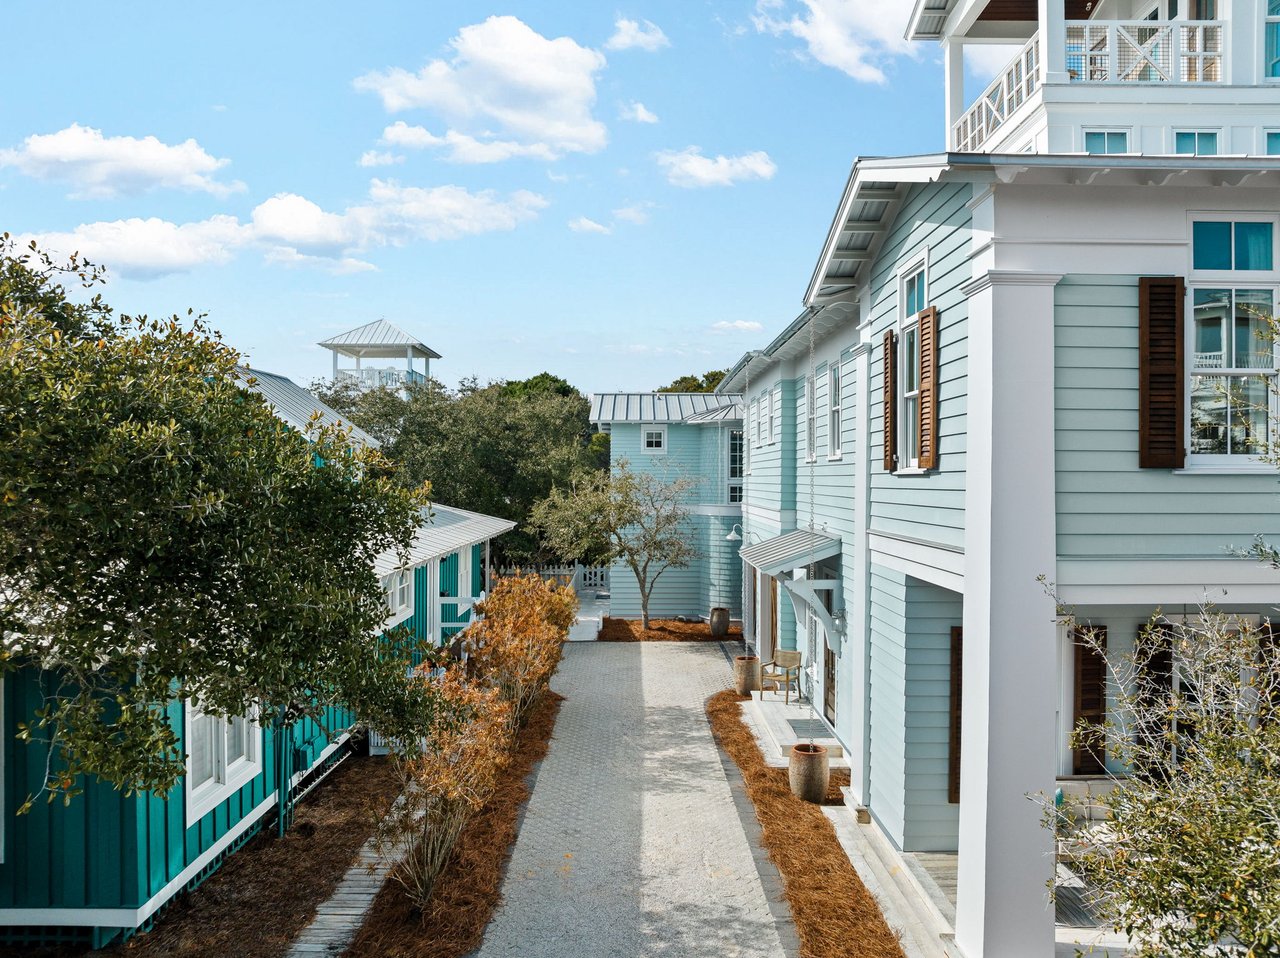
[1188,216,1279,462]
[642,425,667,454]
[769,388,778,444]
[804,375,817,462]
[728,429,744,502]
[901,266,926,470]
[187,703,262,825]
[828,365,842,458]
[1268,1,1280,79]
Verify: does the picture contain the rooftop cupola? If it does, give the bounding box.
[319,319,440,394]
[909,0,1280,156]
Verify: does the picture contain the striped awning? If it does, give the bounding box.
[738,529,841,578]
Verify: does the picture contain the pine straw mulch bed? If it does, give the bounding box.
[342,689,565,958]
[707,690,907,958]
[598,616,743,643]
[110,752,399,958]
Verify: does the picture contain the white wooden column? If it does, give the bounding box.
[846,334,873,806]
[1038,0,1068,84]
[944,38,965,149]
[955,270,1061,958]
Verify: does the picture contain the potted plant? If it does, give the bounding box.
[733,653,760,695]
[789,742,829,804]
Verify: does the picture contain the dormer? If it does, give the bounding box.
[910,0,1280,156]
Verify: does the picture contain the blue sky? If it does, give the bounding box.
[1,2,1000,392]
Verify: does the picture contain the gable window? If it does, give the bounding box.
[828,365,842,459]
[1175,130,1218,155]
[1084,130,1128,155]
[642,425,667,454]
[728,429,744,502]
[187,703,262,825]
[1268,1,1280,78]
[804,375,817,463]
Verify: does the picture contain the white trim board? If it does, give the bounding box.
[1057,558,1280,605]
[868,532,965,593]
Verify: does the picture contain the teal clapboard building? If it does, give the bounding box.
[0,371,512,946]
[589,393,744,623]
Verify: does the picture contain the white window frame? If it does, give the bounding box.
[898,254,929,473]
[1082,128,1131,155]
[804,374,817,463]
[641,424,668,455]
[827,364,843,460]
[1185,212,1280,469]
[1267,4,1280,80]
[186,702,263,826]
[1173,129,1220,156]
[728,428,744,502]
[459,547,474,602]
[1265,129,1280,155]
[769,388,778,445]
[383,570,414,627]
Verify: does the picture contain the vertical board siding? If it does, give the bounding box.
[1055,276,1280,557]
[867,182,972,551]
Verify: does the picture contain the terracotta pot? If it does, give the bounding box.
[789,743,829,804]
[709,606,731,638]
[733,655,761,695]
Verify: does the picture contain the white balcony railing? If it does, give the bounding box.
[953,33,1039,153]
[1065,20,1223,84]
[336,367,426,390]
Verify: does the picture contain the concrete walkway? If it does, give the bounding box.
[475,642,790,958]
[566,590,608,641]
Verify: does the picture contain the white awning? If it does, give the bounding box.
[738,529,841,578]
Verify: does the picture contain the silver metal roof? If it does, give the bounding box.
[237,367,380,448]
[375,504,515,576]
[739,528,841,578]
[685,401,744,424]
[589,393,741,424]
[318,319,441,360]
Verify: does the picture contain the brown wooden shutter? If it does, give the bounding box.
[948,626,962,804]
[917,306,940,470]
[1135,625,1174,768]
[882,329,897,472]
[1073,626,1108,775]
[1138,277,1186,469]
[1260,624,1279,727]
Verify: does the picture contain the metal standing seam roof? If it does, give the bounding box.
[237,367,380,448]
[375,504,516,577]
[738,528,842,578]
[681,400,745,424]
[589,393,742,424]
[318,319,442,359]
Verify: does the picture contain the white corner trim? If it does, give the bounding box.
[0,793,277,930]
[961,270,1065,296]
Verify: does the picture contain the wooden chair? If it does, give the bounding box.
[760,650,802,704]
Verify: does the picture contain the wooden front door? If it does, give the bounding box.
[1072,626,1108,775]
[823,641,836,723]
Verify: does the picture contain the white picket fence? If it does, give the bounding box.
[496,563,609,593]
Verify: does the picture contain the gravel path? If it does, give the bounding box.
[475,641,789,958]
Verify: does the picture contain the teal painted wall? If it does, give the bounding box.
[1054,275,1280,558]
[868,564,908,845]
[867,182,972,551]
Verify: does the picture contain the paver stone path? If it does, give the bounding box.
[475,641,788,958]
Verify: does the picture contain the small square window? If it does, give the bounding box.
[1085,131,1128,155]
[642,426,667,454]
[1175,131,1218,156]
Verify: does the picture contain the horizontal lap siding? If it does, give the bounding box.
[869,565,908,847]
[744,379,797,516]
[1055,276,1280,558]
[868,183,971,552]
[902,578,962,852]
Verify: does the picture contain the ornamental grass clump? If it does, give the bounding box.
[374,669,512,909]
[1051,607,1280,958]
[466,573,577,729]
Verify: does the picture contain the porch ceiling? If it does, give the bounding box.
[740,528,841,578]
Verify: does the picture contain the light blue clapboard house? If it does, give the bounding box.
[589,393,745,622]
[716,2,1280,956]
[0,369,510,947]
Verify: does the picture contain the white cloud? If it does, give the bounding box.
[613,202,654,225]
[15,216,249,279]
[655,147,777,188]
[359,150,403,167]
[619,101,659,124]
[712,320,765,332]
[0,123,244,199]
[568,216,611,234]
[354,16,607,161]
[17,179,548,280]
[605,17,670,52]
[380,123,557,163]
[752,0,914,84]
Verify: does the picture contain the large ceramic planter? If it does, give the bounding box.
[734,655,761,695]
[789,743,829,804]
[709,606,731,638]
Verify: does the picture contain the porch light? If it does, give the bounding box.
[726,523,744,542]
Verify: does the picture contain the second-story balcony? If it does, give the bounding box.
[336,367,427,390]
[953,18,1225,153]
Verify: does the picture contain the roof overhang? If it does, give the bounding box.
[375,505,515,577]
[326,344,441,360]
[739,528,841,578]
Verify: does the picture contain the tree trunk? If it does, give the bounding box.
[639,578,651,630]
